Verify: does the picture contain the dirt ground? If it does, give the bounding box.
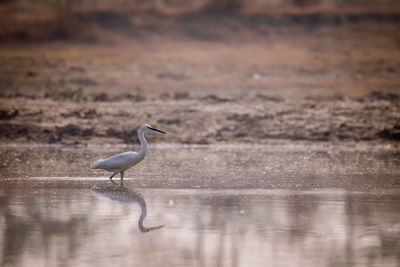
[0,5,399,145]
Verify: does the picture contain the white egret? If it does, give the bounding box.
[91,124,166,181]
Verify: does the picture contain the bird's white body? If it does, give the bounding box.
[91,124,165,181]
[92,151,144,172]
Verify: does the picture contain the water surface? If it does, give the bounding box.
[0,144,399,267]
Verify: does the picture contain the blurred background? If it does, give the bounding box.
[0,0,399,144]
[1,3,400,266]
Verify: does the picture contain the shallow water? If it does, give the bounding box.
[0,144,400,267]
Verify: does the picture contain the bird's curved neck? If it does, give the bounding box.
[138,201,148,232]
[137,199,164,233]
[138,127,147,158]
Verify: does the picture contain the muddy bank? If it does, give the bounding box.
[0,91,399,145]
[1,5,399,146]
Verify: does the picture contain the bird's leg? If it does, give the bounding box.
[120,171,125,186]
[109,171,119,180]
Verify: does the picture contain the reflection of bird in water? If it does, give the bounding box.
[92,124,166,182]
[91,184,164,233]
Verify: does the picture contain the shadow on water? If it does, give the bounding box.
[0,185,400,266]
[91,182,164,233]
[0,190,88,267]
[0,179,164,266]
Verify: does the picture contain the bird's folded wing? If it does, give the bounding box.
[94,152,137,170]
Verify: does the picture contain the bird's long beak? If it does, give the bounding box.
[148,126,166,134]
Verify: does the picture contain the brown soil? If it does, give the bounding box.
[0,5,399,145]
[0,91,399,145]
